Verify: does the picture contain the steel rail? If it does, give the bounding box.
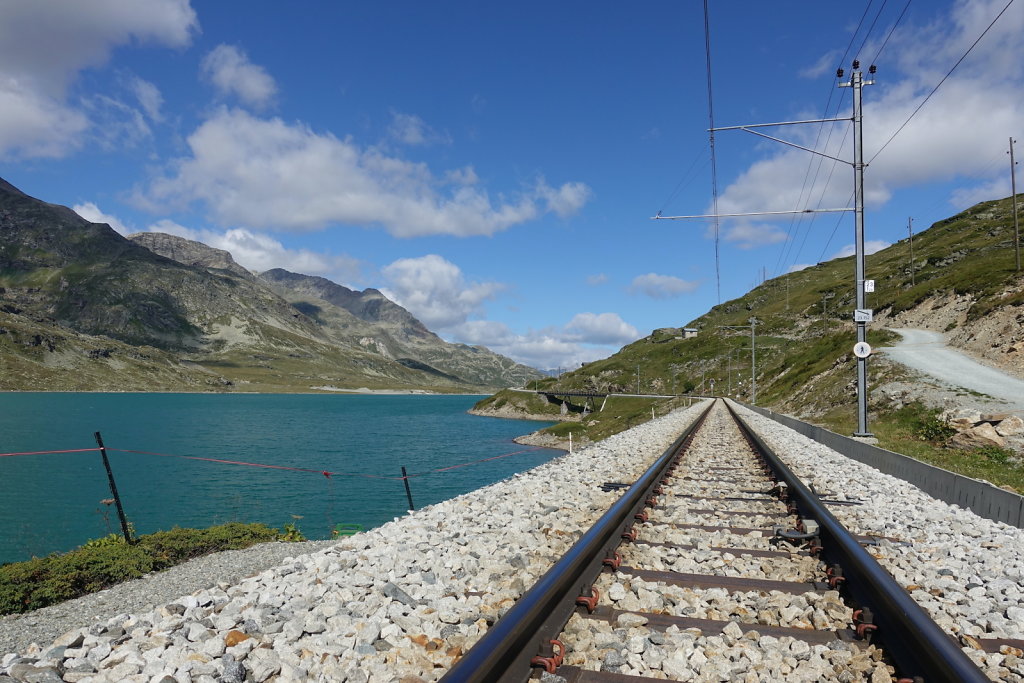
[439,401,714,683]
[725,401,990,683]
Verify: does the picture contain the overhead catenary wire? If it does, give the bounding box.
[703,0,721,303]
[854,0,889,63]
[657,148,711,215]
[774,1,876,276]
[868,0,1016,164]
[869,0,913,65]
[797,1,914,270]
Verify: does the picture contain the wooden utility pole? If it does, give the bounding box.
[908,217,915,287]
[1010,137,1019,271]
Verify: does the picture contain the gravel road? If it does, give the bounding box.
[882,328,1024,412]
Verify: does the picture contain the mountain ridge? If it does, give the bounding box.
[0,178,542,392]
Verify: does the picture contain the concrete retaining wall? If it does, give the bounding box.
[742,403,1024,529]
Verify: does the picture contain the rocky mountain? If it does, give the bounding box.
[257,269,540,388]
[0,178,542,392]
[128,232,253,280]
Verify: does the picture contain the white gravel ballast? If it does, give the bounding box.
[732,401,1024,681]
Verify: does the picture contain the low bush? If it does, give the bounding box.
[0,522,284,615]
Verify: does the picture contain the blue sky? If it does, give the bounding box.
[1,1,1021,370]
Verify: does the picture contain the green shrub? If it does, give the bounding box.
[0,522,283,615]
[917,414,956,442]
[280,521,305,542]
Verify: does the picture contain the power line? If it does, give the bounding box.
[773,2,875,277]
[782,1,917,275]
[854,0,889,63]
[703,0,721,303]
[657,148,710,214]
[869,0,913,65]
[869,0,1015,164]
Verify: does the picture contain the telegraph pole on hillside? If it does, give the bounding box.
[719,319,757,404]
[1010,137,1019,271]
[908,217,915,287]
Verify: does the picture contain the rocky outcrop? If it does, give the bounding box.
[259,269,542,389]
[940,408,1024,450]
[128,233,253,279]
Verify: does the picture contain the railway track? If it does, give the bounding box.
[441,399,997,682]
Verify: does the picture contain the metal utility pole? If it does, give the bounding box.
[749,319,756,403]
[636,364,640,394]
[839,61,875,437]
[655,58,875,434]
[1011,137,1019,271]
[908,217,915,287]
[719,319,757,404]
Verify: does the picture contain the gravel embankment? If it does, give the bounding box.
[1,401,710,682]
[0,541,336,656]
[733,402,1024,681]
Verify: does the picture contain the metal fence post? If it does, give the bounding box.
[94,431,133,543]
[401,466,415,510]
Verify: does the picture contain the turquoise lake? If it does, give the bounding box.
[0,393,557,565]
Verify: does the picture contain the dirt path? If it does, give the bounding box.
[881,328,1024,413]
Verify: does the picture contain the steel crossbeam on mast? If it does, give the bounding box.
[654,59,877,437]
[653,208,853,220]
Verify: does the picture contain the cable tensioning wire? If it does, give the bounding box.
[0,444,551,480]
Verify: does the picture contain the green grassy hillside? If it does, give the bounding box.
[479,194,1024,490]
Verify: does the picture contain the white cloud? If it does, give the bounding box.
[139,108,591,236]
[0,0,197,159]
[380,255,503,329]
[536,179,593,218]
[831,240,891,259]
[564,312,639,345]
[0,85,89,158]
[73,202,132,234]
[129,76,163,122]
[799,49,842,79]
[950,176,1012,209]
[73,202,360,281]
[721,221,789,249]
[200,45,277,108]
[628,273,700,299]
[376,254,636,367]
[586,273,608,286]
[388,111,450,146]
[82,94,151,149]
[788,263,814,273]
[712,0,1024,223]
[449,319,627,370]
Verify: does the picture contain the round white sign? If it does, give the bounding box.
[853,341,872,358]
